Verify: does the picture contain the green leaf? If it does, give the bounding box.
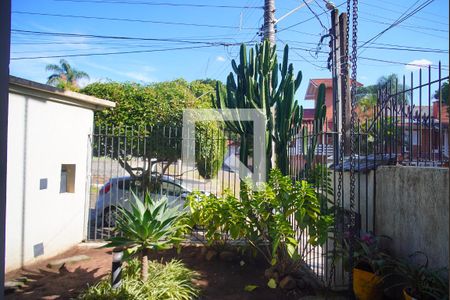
[244,285,259,292]
[267,279,277,289]
[271,258,277,266]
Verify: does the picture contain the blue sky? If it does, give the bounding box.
[10,0,449,108]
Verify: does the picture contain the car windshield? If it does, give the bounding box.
[112,176,189,194]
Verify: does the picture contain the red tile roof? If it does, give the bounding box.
[309,78,363,88]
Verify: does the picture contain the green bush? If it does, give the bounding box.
[195,122,226,179]
[81,79,226,179]
[78,259,199,300]
[188,169,334,278]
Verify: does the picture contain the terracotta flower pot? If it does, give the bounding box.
[353,267,383,300]
[403,288,418,300]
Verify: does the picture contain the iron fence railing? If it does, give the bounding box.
[86,126,241,241]
[288,119,376,286]
[368,64,449,167]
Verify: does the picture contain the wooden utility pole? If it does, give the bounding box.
[263,0,277,170]
[0,0,11,296]
[263,0,276,45]
[331,9,341,159]
[338,12,351,155]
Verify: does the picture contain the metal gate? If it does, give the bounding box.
[85,126,241,241]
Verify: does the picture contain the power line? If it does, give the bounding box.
[359,0,436,53]
[359,0,448,26]
[367,0,448,21]
[361,45,448,54]
[289,43,448,55]
[302,0,327,32]
[278,1,346,32]
[11,44,225,60]
[368,41,448,52]
[12,10,258,30]
[53,0,263,9]
[278,38,328,69]
[360,14,448,33]
[11,29,247,46]
[358,56,449,70]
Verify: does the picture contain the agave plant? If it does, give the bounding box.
[104,193,188,281]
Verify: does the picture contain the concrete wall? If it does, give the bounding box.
[376,166,449,269]
[331,170,376,234]
[6,91,93,272]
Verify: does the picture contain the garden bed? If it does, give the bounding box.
[5,243,316,300]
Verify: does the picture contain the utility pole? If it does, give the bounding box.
[262,0,276,170]
[331,9,351,157]
[331,9,341,160]
[263,0,276,45]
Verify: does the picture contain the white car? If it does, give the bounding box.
[95,175,192,227]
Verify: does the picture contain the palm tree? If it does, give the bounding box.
[357,94,377,121]
[104,193,188,281]
[45,59,89,90]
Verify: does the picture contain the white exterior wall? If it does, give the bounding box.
[6,91,93,272]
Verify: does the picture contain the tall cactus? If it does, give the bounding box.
[215,40,277,173]
[215,40,326,178]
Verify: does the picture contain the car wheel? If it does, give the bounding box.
[103,207,117,228]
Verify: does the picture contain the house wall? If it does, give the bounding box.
[6,91,93,272]
[376,166,449,269]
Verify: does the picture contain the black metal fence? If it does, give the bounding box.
[369,64,448,166]
[288,119,376,286]
[84,65,448,289]
[86,125,241,241]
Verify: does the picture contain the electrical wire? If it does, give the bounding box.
[11,29,250,46]
[11,44,221,60]
[359,0,448,26]
[53,0,263,9]
[12,11,258,30]
[302,0,328,32]
[358,0,436,54]
[278,1,346,32]
[360,14,448,33]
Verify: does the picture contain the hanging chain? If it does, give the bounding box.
[327,4,350,290]
[349,0,358,295]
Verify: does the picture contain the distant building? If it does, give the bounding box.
[303,78,363,130]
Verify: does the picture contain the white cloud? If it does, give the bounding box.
[216,56,226,62]
[123,71,155,83]
[82,61,157,82]
[405,59,432,71]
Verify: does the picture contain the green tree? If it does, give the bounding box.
[357,74,410,103]
[434,80,449,105]
[81,79,225,183]
[45,59,89,91]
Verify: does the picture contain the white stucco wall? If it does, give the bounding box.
[6,91,93,272]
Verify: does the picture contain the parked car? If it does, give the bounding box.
[95,174,194,227]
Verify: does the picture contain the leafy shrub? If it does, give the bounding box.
[81,79,226,179]
[188,169,334,277]
[195,122,226,179]
[78,259,199,300]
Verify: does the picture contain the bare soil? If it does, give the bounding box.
[5,243,313,300]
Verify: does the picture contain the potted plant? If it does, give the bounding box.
[387,252,449,300]
[338,232,391,300]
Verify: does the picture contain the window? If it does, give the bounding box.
[60,164,76,193]
[161,181,183,197]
